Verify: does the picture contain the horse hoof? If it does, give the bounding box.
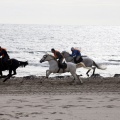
[91,74,101,78]
[3,80,7,82]
[79,82,83,85]
[69,81,74,85]
[73,82,83,85]
[114,74,120,78]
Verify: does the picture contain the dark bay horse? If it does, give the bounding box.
[0,58,28,82]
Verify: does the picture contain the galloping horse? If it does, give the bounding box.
[0,58,28,82]
[62,51,106,77]
[40,54,86,84]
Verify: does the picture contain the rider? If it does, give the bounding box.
[0,46,10,67]
[51,48,64,68]
[70,47,83,63]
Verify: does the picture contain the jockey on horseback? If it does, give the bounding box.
[70,47,83,63]
[0,46,10,67]
[51,48,65,69]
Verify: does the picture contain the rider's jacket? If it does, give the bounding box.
[70,49,81,57]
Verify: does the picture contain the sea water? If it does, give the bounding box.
[0,24,120,77]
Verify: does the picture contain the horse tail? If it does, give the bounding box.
[76,62,93,70]
[93,61,106,70]
[19,61,28,67]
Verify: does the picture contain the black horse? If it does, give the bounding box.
[0,58,28,82]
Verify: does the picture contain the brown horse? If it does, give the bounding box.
[0,58,28,82]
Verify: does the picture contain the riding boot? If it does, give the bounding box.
[74,57,77,63]
[61,62,67,69]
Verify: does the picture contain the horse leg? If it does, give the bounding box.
[91,67,96,77]
[0,71,3,76]
[77,75,83,84]
[72,73,82,84]
[0,71,3,78]
[0,70,8,78]
[86,69,91,77]
[46,70,51,78]
[3,69,12,82]
[12,69,17,75]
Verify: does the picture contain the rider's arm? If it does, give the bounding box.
[70,50,77,57]
[77,50,81,56]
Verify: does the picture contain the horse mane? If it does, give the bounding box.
[62,51,69,54]
[47,54,58,62]
[62,51,70,57]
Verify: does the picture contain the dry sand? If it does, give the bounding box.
[0,76,120,120]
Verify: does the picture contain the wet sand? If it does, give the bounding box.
[0,76,120,120]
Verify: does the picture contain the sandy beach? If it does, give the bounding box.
[0,76,120,120]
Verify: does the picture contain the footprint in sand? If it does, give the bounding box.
[61,105,78,108]
[103,105,117,108]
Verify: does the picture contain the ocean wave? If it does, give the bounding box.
[108,59,120,62]
[102,62,120,65]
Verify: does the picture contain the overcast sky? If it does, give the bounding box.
[0,0,120,25]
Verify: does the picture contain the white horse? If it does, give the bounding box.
[62,51,106,77]
[40,54,86,84]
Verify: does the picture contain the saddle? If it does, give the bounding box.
[74,56,83,64]
[57,61,67,73]
[58,62,67,69]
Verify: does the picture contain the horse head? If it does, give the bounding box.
[40,54,55,63]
